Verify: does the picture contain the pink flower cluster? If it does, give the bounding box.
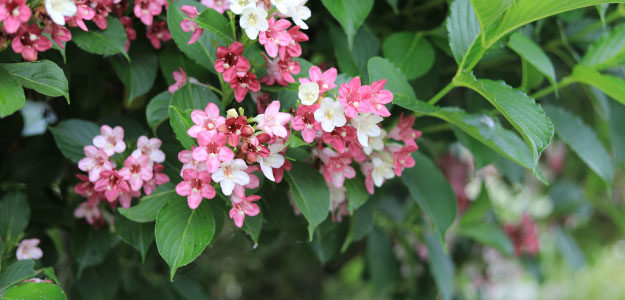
[504,214,540,256]
[175,101,291,228]
[214,41,259,102]
[74,125,170,226]
[258,17,308,87]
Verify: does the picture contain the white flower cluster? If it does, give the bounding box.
[229,0,311,39]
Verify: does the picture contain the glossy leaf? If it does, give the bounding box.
[194,8,234,42]
[382,32,435,80]
[0,260,35,291]
[119,183,175,222]
[146,91,172,129]
[425,232,455,300]
[49,119,100,163]
[71,17,128,59]
[115,213,155,261]
[0,67,25,118]
[155,194,215,280]
[446,0,481,63]
[1,60,69,102]
[0,192,30,241]
[285,161,330,240]
[569,65,625,106]
[111,44,158,104]
[2,282,66,300]
[367,57,419,110]
[580,24,625,70]
[508,33,557,90]
[321,0,374,49]
[544,105,613,183]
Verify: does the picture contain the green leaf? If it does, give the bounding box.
[385,0,399,13]
[454,72,554,170]
[596,4,609,27]
[345,174,369,213]
[0,66,25,118]
[310,220,345,264]
[71,226,112,276]
[119,183,175,223]
[0,260,35,291]
[146,91,172,129]
[194,7,234,42]
[329,25,380,80]
[285,161,330,240]
[168,0,227,74]
[111,44,158,104]
[446,0,481,64]
[507,32,557,91]
[155,194,215,280]
[544,105,613,183]
[241,211,263,245]
[366,227,399,295]
[114,213,155,261]
[1,60,69,103]
[424,232,455,300]
[71,17,128,59]
[169,83,220,149]
[401,152,457,243]
[607,100,625,164]
[169,106,195,150]
[321,0,374,49]
[470,0,514,40]
[569,65,625,106]
[341,195,376,252]
[159,46,208,85]
[580,25,625,70]
[75,255,119,300]
[2,282,66,300]
[49,119,100,163]
[382,32,435,80]
[0,192,30,241]
[554,225,586,271]
[367,57,420,110]
[457,223,514,255]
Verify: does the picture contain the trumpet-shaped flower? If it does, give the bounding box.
[94,170,130,202]
[240,6,268,40]
[299,66,337,94]
[0,0,31,33]
[229,194,261,227]
[188,102,226,137]
[119,155,153,191]
[93,125,126,156]
[176,169,216,209]
[351,113,382,148]
[298,81,319,105]
[257,142,285,181]
[78,145,114,182]
[132,136,165,163]
[212,159,250,196]
[255,100,291,138]
[314,97,346,133]
[45,0,77,26]
[16,239,43,260]
[193,131,234,172]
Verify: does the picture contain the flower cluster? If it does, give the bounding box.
[176,101,291,228]
[74,125,170,226]
[503,214,540,257]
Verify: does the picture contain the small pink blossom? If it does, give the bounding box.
[260,53,300,86]
[201,0,229,13]
[91,0,113,30]
[212,159,250,196]
[0,0,31,34]
[232,165,260,198]
[118,188,140,208]
[299,66,337,95]
[75,174,104,204]
[119,16,136,51]
[11,25,53,62]
[178,149,208,175]
[74,201,102,225]
[279,25,308,60]
[258,17,292,58]
[132,136,166,163]
[94,170,130,202]
[338,77,370,118]
[322,126,357,153]
[78,145,114,182]
[388,144,418,176]
[176,169,216,209]
[146,20,171,49]
[192,131,234,172]
[229,194,261,228]
[388,112,422,146]
[320,148,356,188]
[504,214,539,257]
[230,71,261,102]
[15,239,42,260]
[291,104,320,143]
[255,101,291,138]
[180,5,204,45]
[93,125,126,156]
[168,67,187,93]
[272,159,291,183]
[215,42,250,82]
[360,79,393,117]
[66,0,95,32]
[142,163,170,195]
[361,162,375,194]
[119,155,153,191]
[44,22,72,49]
[134,0,163,26]
[218,115,254,147]
[187,102,225,137]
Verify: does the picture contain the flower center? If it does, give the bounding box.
[12,7,20,16]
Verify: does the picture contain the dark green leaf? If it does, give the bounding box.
[329,25,380,80]
[310,220,345,264]
[146,91,172,129]
[341,195,377,252]
[0,67,25,118]
[0,260,35,291]
[366,227,398,295]
[447,0,481,63]
[114,213,155,261]
[1,60,69,102]
[71,226,113,276]
[71,17,128,59]
[2,282,66,300]
[608,100,625,164]
[321,0,374,49]
[508,33,557,90]
[169,83,220,149]
[0,192,30,241]
[75,255,119,300]
[49,119,100,163]
[119,183,175,223]
[382,32,435,80]
[194,8,234,42]
[424,232,455,300]
[285,161,330,240]
[111,44,158,104]
[241,211,263,245]
[367,57,420,110]
[159,46,208,85]
[344,174,369,213]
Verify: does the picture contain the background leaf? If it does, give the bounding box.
[111,43,158,104]
[0,192,30,241]
[367,57,420,110]
[382,32,435,80]
[470,0,514,38]
[569,65,625,106]
[0,67,25,118]
[1,60,69,102]
[580,24,625,70]
[71,17,128,59]
[508,32,557,90]
[285,161,330,240]
[49,119,100,163]
[0,260,36,291]
[146,91,172,129]
[424,232,455,300]
[114,213,155,261]
[366,227,398,295]
[70,226,113,276]
[194,8,234,42]
[321,0,374,49]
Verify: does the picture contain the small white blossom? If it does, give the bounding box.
[257,143,286,182]
[240,6,268,40]
[45,0,77,26]
[298,82,319,105]
[229,0,256,14]
[371,154,394,187]
[364,128,386,155]
[351,113,383,148]
[212,159,250,195]
[286,0,311,29]
[16,239,43,260]
[314,97,346,132]
[271,0,299,14]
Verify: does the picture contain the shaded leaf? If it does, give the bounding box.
[49,119,100,163]
[424,232,455,300]
[321,0,374,49]
[0,67,25,118]
[447,0,481,63]
[285,161,330,240]
[0,192,30,241]
[508,32,556,90]
[146,91,172,129]
[382,32,435,80]
[119,183,175,223]
[114,213,155,261]
[1,60,69,102]
[111,44,158,104]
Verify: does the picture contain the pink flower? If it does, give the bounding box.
[15,238,42,260]
[201,0,229,13]
[94,170,130,202]
[291,104,320,143]
[322,126,357,153]
[176,169,216,209]
[66,0,95,32]
[237,134,270,164]
[361,162,375,194]
[168,67,187,93]
[75,174,104,204]
[146,20,171,49]
[504,214,539,257]
[389,144,418,176]
[255,100,291,138]
[92,0,113,30]
[229,194,261,228]
[388,113,422,146]
[134,0,163,26]
[260,53,300,86]
[360,79,393,117]
[93,125,126,156]
[44,22,72,49]
[320,148,355,188]
[142,163,170,195]
[279,25,308,60]
[258,17,292,58]
[192,131,234,172]
[74,201,101,225]
[230,72,261,102]
[187,102,225,137]
[215,42,250,82]
[218,115,254,147]
[178,149,207,175]
[338,77,370,118]
[251,91,272,114]
[180,5,204,45]
[347,141,367,163]
[0,0,31,34]
[299,66,337,95]
[119,155,153,191]
[132,136,166,162]
[78,145,114,182]
[120,16,137,51]
[11,25,53,62]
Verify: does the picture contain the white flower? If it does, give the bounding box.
[351,113,383,148]
[240,6,268,40]
[212,159,250,195]
[364,128,386,155]
[45,0,77,26]
[314,97,346,132]
[271,0,299,14]
[257,143,285,182]
[286,0,311,30]
[20,101,57,137]
[16,239,43,260]
[298,81,319,105]
[229,0,256,14]
[371,154,394,187]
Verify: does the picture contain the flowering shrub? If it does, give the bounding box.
[1,0,625,299]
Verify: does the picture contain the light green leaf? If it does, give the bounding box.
[446,0,481,64]
[146,91,172,129]
[382,32,435,80]
[71,17,128,59]
[285,161,330,240]
[2,282,66,300]
[580,24,625,70]
[424,232,455,300]
[401,152,457,243]
[321,0,374,49]
[569,65,625,106]
[508,32,557,90]
[596,4,610,27]
[0,192,30,241]
[49,119,100,163]
[544,105,613,183]
[458,223,514,255]
[194,7,234,42]
[114,213,155,261]
[367,57,420,110]
[0,260,35,291]
[1,60,69,103]
[111,44,158,104]
[470,0,514,40]
[155,195,215,280]
[366,227,399,295]
[454,72,554,170]
[119,183,175,223]
[0,67,25,118]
